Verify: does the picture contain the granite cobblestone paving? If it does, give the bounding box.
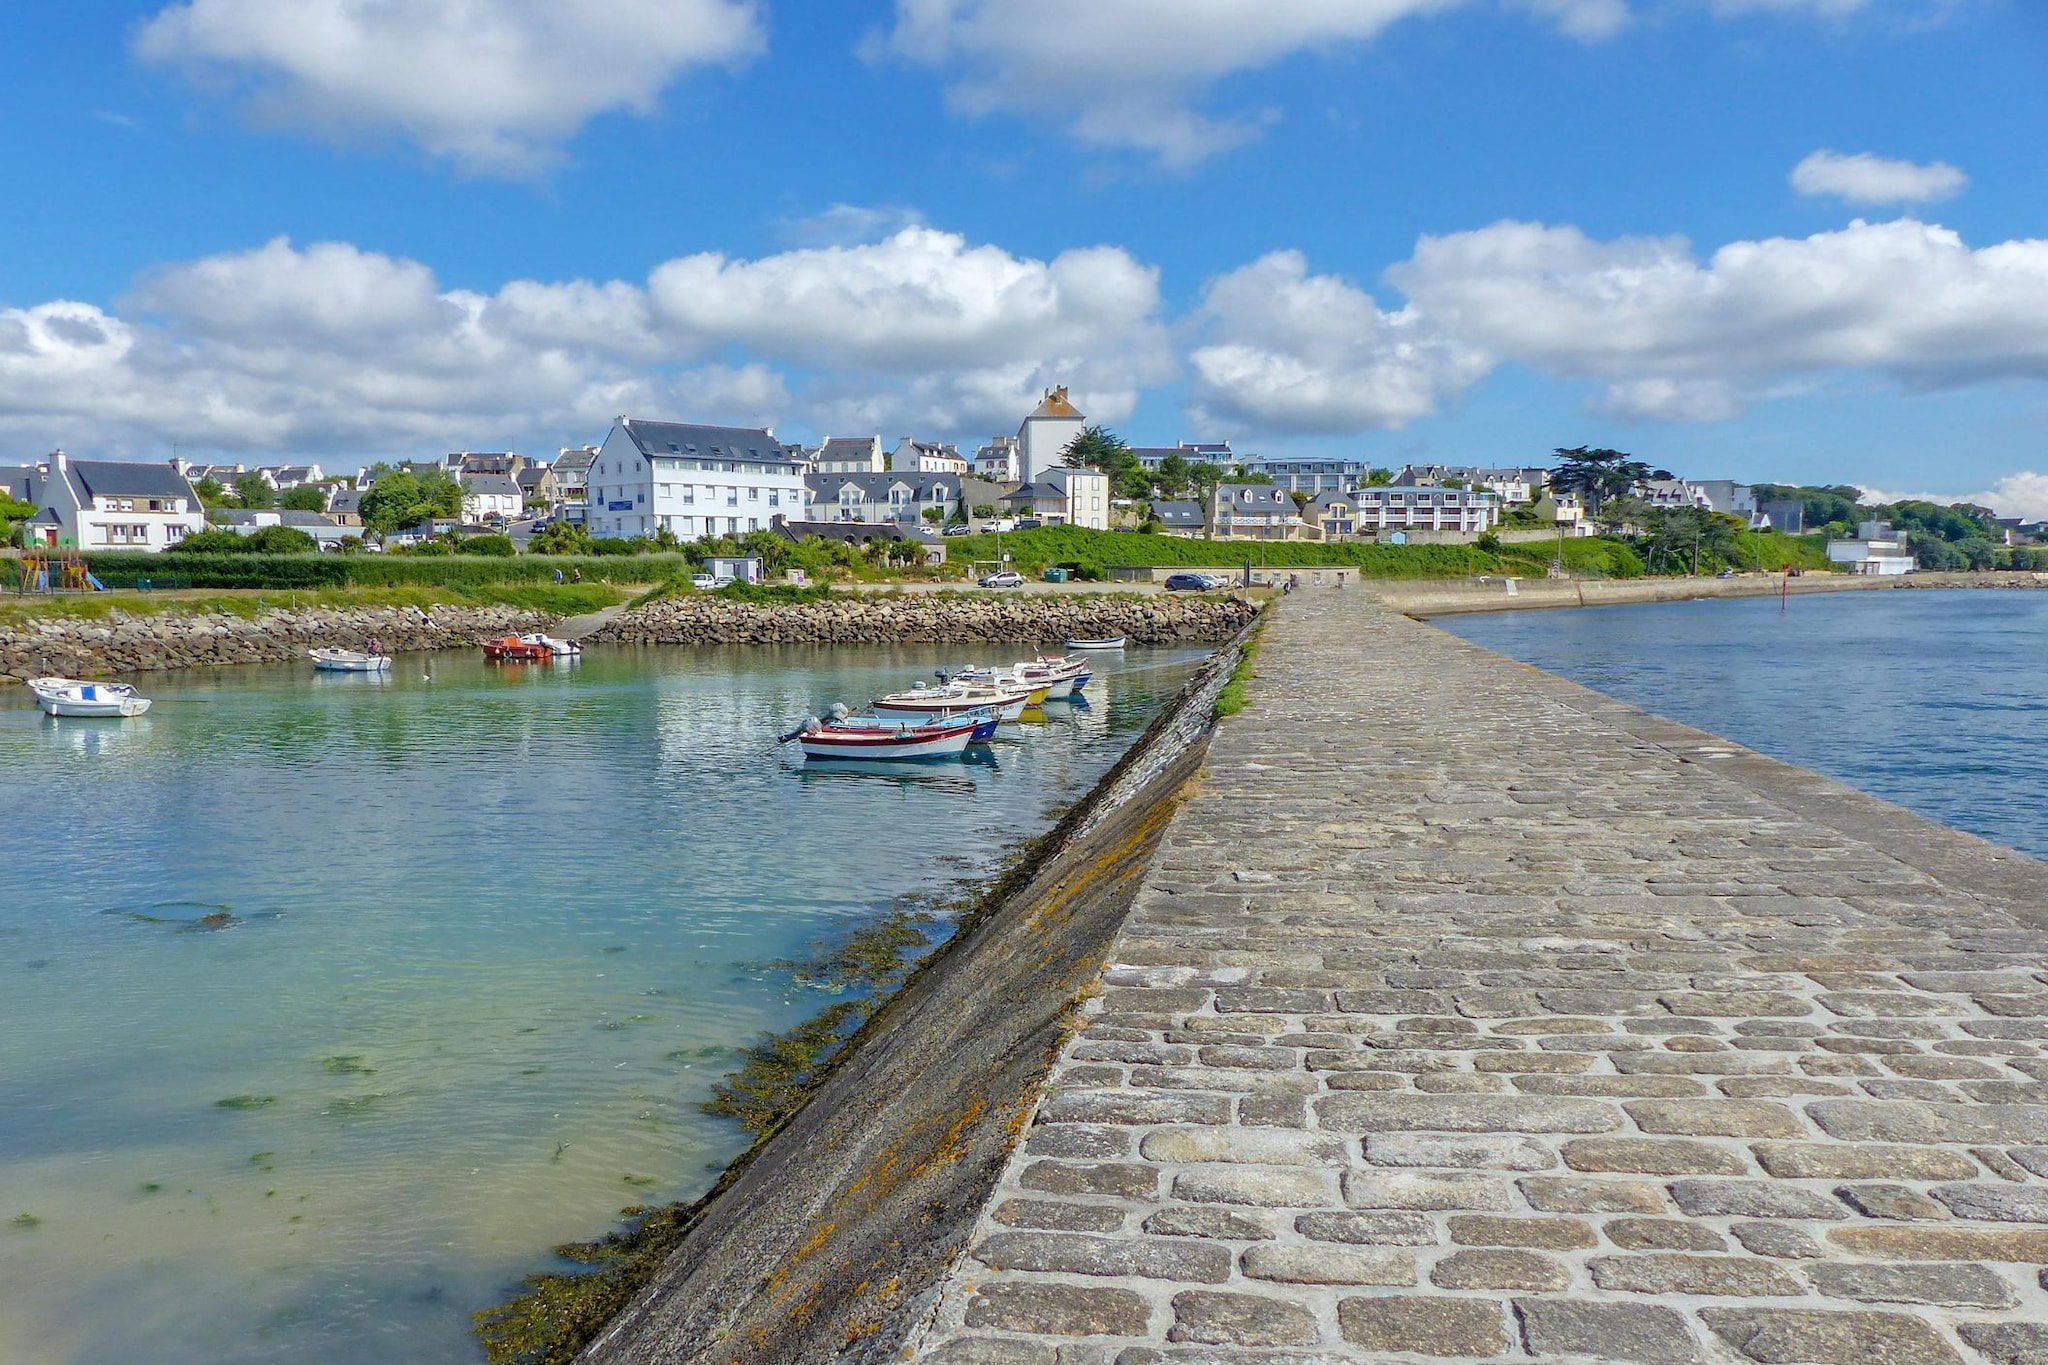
[910,591,2048,1364]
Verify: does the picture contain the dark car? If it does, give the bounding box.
[1164,572,1219,591]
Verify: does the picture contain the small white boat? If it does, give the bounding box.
[28,677,152,717]
[873,681,1032,722]
[795,714,978,760]
[518,633,582,658]
[1065,635,1126,651]
[947,657,1085,700]
[308,648,392,673]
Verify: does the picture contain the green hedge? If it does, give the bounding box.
[84,552,695,590]
[944,526,1645,580]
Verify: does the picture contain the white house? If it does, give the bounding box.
[891,438,968,475]
[1207,484,1319,541]
[974,436,1021,482]
[1235,457,1367,495]
[1638,478,1714,510]
[553,445,596,506]
[18,451,205,552]
[216,508,354,549]
[1353,486,1500,533]
[1001,466,1109,530]
[461,474,523,522]
[1016,386,1086,485]
[805,471,963,526]
[815,435,886,474]
[588,417,808,540]
[1828,521,1915,575]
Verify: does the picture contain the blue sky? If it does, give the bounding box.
[2,1,2044,512]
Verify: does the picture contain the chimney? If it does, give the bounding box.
[51,448,66,474]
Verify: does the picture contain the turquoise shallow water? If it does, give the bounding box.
[1440,589,2048,861]
[0,642,1209,1365]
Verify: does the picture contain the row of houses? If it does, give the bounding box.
[1147,483,1505,543]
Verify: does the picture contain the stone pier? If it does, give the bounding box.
[909,590,2048,1365]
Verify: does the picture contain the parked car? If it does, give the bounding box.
[979,570,1025,588]
[689,573,716,590]
[1164,572,1223,591]
[1015,518,1043,530]
[941,524,973,537]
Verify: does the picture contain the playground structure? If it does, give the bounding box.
[14,547,104,594]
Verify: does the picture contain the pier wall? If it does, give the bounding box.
[1375,568,2046,617]
[907,589,2048,1363]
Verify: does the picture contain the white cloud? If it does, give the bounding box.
[1187,251,1490,432]
[134,0,764,174]
[1791,149,1968,205]
[876,0,1906,166]
[1385,217,2048,419]
[0,229,1167,459]
[776,204,927,248]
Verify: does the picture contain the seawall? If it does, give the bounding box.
[586,592,1258,646]
[0,603,550,682]
[567,615,1260,1364]
[1375,567,2047,616]
[908,588,2048,1362]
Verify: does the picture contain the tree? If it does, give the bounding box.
[358,467,461,535]
[279,484,329,512]
[1550,447,1650,513]
[1061,425,1150,499]
[233,472,276,509]
[194,476,228,507]
[1365,468,1393,487]
[1156,453,1189,495]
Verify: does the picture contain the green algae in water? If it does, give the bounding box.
[215,1095,276,1111]
[11,1213,40,1230]
[323,1094,388,1117]
[249,1153,276,1171]
[319,1055,376,1076]
[140,1183,161,1194]
[620,1175,655,1188]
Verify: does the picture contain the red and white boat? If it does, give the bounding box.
[795,713,979,760]
[872,680,1032,722]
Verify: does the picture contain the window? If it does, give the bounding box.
[768,490,779,507]
[726,489,738,507]
[682,487,694,504]
[748,487,759,501]
[747,517,758,532]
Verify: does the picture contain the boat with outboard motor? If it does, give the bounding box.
[308,647,392,673]
[871,680,1033,721]
[941,654,1090,700]
[519,632,581,658]
[789,711,980,760]
[1065,635,1126,651]
[28,677,152,717]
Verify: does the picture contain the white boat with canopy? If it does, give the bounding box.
[308,648,392,673]
[28,677,153,717]
[871,680,1032,722]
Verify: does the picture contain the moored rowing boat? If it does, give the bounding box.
[28,677,152,717]
[796,713,978,760]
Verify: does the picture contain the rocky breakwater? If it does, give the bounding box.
[589,590,1258,647]
[1,603,547,682]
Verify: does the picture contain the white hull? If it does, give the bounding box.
[308,649,392,673]
[799,721,975,760]
[1065,636,1125,651]
[519,633,582,658]
[29,677,151,717]
[874,689,1029,722]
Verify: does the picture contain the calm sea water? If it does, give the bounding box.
[0,642,1209,1365]
[1441,589,2048,861]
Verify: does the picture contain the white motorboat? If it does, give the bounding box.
[28,677,152,717]
[945,657,1084,700]
[1065,635,1126,651]
[872,680,1032,722]
[794,713,978,760]
[518,633,582,658]
[308,648,392,673]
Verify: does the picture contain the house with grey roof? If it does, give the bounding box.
[806,471,965,526]
[1205,483,1319,541]
[890,437,967,474]
[17,450,206,552]
[461,474,523,522]
[215,508,354,549]
[1148,500,1205,537]
[815,435,886,474]
[590,417,808,540]
[1001,466,1110,530]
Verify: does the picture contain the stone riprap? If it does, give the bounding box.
[909,589,2048,1365]
[0,603,548,681]
[587,592,1256,647]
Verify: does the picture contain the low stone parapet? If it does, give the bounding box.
[587,591,1258,646]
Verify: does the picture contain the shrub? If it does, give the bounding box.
[461,533,516,557]
[83,551,698,590]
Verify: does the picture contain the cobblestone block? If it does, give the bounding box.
[1835,1183,1951,1220]
[1702,1308,1965,1365]
[1729,1222,1824,1259]
[1241,1243,1416,1285]
[1446,1214,1596,1249]
[1343,1170,1512,1211]
[1519,1177,1667,1213]
[1668,1179,1848,1220]
[1562,1137,1749,1175]
[964,1283,1153,1337]
[1167,1291,1319,1347]
[1020,1161,1159,1199]
[1364,1133,1557,1170]
[1605,1218,1727,1251]
[1431,1249,1570,1291]
[1317,1093,1620,1133]
[1661,992,1813,1016]
[1829,1225,2048,1260]
[1139,1126,1344,1166]
[1750,1143,1979,1180]
[995,1200,1130,1233]
[1140,1205,1275,1240]
[1955,1322,2048,1365]
[1171,1168,1337,1207]
[1295,1210,1440,1245]
[1928,1184,2048,1223]
[1040,1092,1234,1126]
[1805,1262,2015,1309]
[1807,1100,2048,1144]
[924,1339,1058,1364]
[1027,1126,1135,1159]
[1590,1253,1803,1297]
[974,1232,1233,1282]
[1337,1295,1510,1356]
[1516,1074,1709,1098]
[1515,1298,1703,1363]
[1623,1099,1807,1137]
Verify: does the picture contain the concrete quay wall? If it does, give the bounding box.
[909,589,2048,1365]
[1375,568,2046,617]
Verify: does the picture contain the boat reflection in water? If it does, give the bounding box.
[793,747,997,793]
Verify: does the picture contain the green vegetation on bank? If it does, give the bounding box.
[1752,482,2048,570]
[0,581,623,629]
[945,525,1655,579]
[1214,617,1265,718]
[79,551,693,590]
